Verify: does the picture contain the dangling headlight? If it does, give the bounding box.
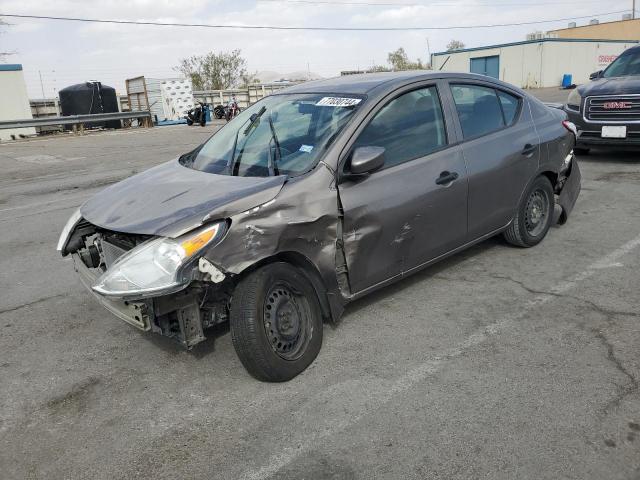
[93,222,225,298]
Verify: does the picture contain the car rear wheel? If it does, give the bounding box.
[503,176,554,248]
[230,262,323,382]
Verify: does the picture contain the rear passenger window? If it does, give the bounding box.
[497,90,520,125]
[353,86,447,168]
[451,84,520,139]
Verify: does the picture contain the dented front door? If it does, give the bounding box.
[338,147,468,294]
[337,85,469,294]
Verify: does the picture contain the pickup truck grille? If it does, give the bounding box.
[586,96,640,122]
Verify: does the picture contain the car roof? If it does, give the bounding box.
[622,44,640,54]
[277,71,525,96]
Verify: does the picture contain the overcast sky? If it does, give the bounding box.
[0,0,635,97]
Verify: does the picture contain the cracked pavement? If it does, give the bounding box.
[0,120,639,479]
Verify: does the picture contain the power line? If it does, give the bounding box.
[0,10,631,31]
[258,0,422,5]
[257,0,617,6]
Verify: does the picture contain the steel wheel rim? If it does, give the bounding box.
[263,281,311,361]
[524,188,549,237]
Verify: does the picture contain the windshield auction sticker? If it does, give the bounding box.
[316,97,362,107]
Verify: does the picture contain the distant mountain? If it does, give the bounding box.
[255,70,324,83]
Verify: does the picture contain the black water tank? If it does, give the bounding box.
[59,82,121,129]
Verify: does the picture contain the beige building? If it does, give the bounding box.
[0,64,36,142]
[548,18,640,42]
[431,39,637,89]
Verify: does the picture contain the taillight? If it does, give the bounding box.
[562,120,577,137]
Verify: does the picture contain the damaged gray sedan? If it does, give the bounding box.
[58,72,581,381]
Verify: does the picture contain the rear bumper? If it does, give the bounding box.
[556,155,581,224]
[72,253,152,331]
[564,107,640,148]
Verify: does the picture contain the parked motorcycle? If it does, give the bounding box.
[185,102,208,127]
[213,105,226,120]
[225,101,241,121]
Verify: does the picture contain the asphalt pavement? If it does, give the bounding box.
[0,107,639,479]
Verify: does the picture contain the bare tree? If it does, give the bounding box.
[241,71,261,87]
[387,48,425,71]
[367,64,391,73]
[175,50,248,90]
[446,40,466,52]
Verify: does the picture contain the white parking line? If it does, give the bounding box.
[239,232,640,480]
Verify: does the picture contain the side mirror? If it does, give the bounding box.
[350,146,385,175]
[589,70,603,80]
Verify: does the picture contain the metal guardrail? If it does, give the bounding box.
[0,111,152,130]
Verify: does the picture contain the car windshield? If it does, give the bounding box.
[603,51,640,78]
[182,93,363,177]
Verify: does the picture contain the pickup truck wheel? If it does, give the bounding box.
[230,262,323,382]
[504,176,554,248]
[573,147,590,155]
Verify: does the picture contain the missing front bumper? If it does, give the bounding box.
[73,253,152,331]
[72,253,210,348]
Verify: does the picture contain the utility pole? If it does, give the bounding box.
[634,0,636,19]
[38,70,45,99]
[51,69,57,98]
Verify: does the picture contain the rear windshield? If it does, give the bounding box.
[603,51,640,78]
[182,93,363,177]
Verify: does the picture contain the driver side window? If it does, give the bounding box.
[353,86,447,169]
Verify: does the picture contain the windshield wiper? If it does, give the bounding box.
[267,113,281,176]
[244,106,267,135]
[229,106,267,175]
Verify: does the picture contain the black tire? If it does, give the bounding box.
[573,147,590,155]
[186,118,193,126]
[230,262,323,382]
[504,176,555,248]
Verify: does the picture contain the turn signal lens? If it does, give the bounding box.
[180,223,220,257]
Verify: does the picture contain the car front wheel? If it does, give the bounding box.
[504,175,555,247]
[230,262,323,382]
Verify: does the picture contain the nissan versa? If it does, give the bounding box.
[58,72,581,381]
[565,44,640,153]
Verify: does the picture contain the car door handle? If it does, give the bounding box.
[435,171,459,185]
[522,143,537,156]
